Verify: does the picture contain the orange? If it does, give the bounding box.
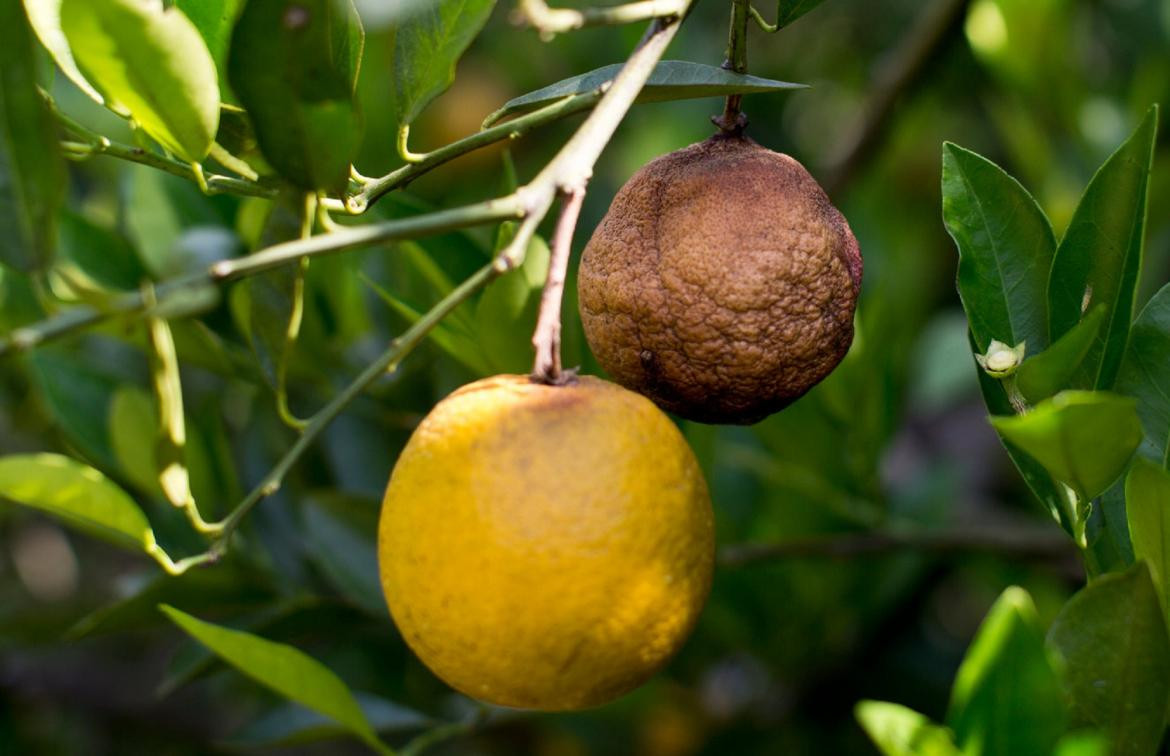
[378,374,714,710]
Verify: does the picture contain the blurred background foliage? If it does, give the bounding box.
[1,0,1169,753]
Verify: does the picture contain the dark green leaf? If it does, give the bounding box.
[0,453,152,552]
[160,605,384,751]
[300,495,384,616]
[227,694,432,748]
[855,701,960,756]
[28,347,121,470]
[1127,458,1170,617]
[1047,562,1170,756]
[228,0,364,193]
[56,211,147,292]
[60,0,221,161]
[1115,283,1170,466]
[1,0,66,272]
[121,163,227,278]
[486,60,805,125]
[1048,106,1158,389]
[990,391,1141,501]
[772,0,830,28]
[946,587,1066,756]
[109,386,164,496]
[1015,306,1106,404]
[392,0,496,125]
[475,228,550,374]
[942,142,1055,353]
[22,0,105,104]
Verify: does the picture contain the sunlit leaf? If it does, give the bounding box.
[990,391,1141,501]
[60,0,220,161]
[0,453,152,551]
[22,0,105,103]
[946,587,1066,756]
[1048,106,1158,389]
[855,701,960,756]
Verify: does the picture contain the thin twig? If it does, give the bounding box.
[714,0,751,132]
[822,0,972,195]
[531,186,587,383]
[718,526,1076,568]
[515,0,686,37]
[0,197,524,358]
[348,92,602,213]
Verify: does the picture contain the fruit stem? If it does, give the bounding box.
[531,185,588,385]
[713,0,751,133]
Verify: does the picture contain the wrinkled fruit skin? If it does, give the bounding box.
[379,375,714,711]
[578,134,863,424]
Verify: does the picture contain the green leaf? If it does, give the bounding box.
[28,347,121,471]
[1048,106,1158,390]
[475,227,550,374]
[121,164,226,278]
[392,0,496,125]
[855,701,960,756]
[946,587,1066,756]
[227,694,432,749]
[989,391,1142,501]
[942,142,1055,353]
[486,60,805,125]
[0,453,152,551]
[1115,283,1170,466]
[228,0,364,193]
[22,0,105,104]
[772,0,830,28]
[60,0,220,161]
[1127,458,1170,617]
[300,496,384,616]
[173,0,244,99]
[1015,306,1106,404]
[109,386,164,496]
[1047,562,1170,756]
[56,210,147,293]
[1,0,66,273]
[160,605,385,753]
[1052,733,1109,756]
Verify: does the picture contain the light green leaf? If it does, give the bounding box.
[1127,458,1170,617]
[855,701,960,756]
[228,0,364,193]
[475,227,550,374]
[1015,306,1105,404]
[946,587,1066,756]
[22,0,105,104]
[989,391,1142,501]
[160,605,386,754]
[109,386,163,496]
[1,0,66,273]
[486,60,805,126]
[1048,106,1158,390]
[942,142,1055,354]
[1115,283,1170,466]
[1047,562,1170,756]
[392,0,496,125]
[173,0,243,98]
[0,453,152,551]
[60,0,220,161]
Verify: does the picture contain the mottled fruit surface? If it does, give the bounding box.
[578,134,863,424]
[378,375,714,711]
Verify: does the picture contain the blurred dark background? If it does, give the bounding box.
[2,0,1169,753]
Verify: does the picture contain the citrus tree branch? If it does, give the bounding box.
[718,526,1076,568]
[531,186,587,383]
[515,0,687,37]
[47,95,277,199]
[349,91,602,213]
[714,0,751,132]
[0,197,524,358]
[203,261,503,557]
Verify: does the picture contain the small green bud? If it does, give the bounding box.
[975,339,1026,378]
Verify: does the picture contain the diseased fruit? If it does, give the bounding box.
[578,133,863,425]
[378,374,714,711]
